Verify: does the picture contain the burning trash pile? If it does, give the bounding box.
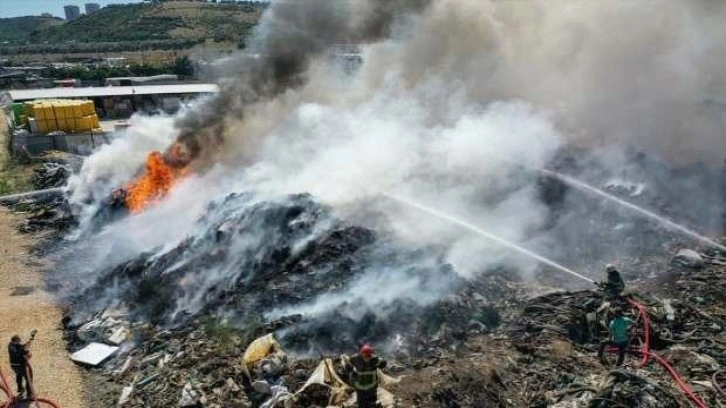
[3,0,724,406]
[58,191,540,407]
[60,226,726,407]
[120,144,189,214]
[65,191,511,346]
[385,252,726,407]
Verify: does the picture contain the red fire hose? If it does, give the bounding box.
[0,364,61,408]
[627,298,650,367]
[608,299,708,408]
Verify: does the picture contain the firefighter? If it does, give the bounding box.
[597,264,626,299]
[7,330,36,399]
[597,307,634,366]
[342,344,387,408]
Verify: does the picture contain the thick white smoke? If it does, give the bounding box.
[362,0,726,164]
[67,115,178,206]
[65,0,726,322]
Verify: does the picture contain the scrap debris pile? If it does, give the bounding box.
[55,192,725,407]
[68,192,510,350]
[3,150,724,406]
[388,252,726,407]
[0,152,80,233]
[32,151,80,189]
[63,246,726,407]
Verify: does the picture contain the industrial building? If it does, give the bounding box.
[85,3,101,14]
[64,5,81,21]
[3,84,219,155]
[7,84,219,119]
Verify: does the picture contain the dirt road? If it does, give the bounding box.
[0,208,86,407]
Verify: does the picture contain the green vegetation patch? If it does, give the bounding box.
[1,2,266,46]
[0,16,64,43]
[0,161,35,196]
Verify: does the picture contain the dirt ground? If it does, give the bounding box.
[0,208,86,407]
[0,114,9,170]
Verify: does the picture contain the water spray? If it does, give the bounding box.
[382,192,595,284]
[538,169,726,253]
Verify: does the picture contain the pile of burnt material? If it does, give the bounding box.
[69,192,504,353]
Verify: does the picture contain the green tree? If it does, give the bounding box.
[171,56,194,78]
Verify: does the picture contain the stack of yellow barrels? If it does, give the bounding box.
[24,99,102,134]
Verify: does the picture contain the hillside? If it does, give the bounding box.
[0,1,266,45]
[0,16,64,43]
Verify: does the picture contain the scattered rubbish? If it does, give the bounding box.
[70,342,119,366]
[662,299,675,322]
[117,385,133,406]
[177,382,200,407]
[9,286,36,296]
[5,179,715,407]
[33,161,72,190]
[672,249,705,269]
[77,312,131,345]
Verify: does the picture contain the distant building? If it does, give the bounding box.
[102,57,128,68]
[41,12,54,17]
[85,3,101,14]
[64,5,81,21]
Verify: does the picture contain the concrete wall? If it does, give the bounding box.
[12,132,111,156]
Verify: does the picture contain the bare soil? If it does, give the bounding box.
[0,208,86,407]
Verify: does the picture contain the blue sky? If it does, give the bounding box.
[0,0,145,18]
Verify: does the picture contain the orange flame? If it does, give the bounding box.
[124,151,181,213]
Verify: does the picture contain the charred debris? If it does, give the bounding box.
[2,150,726,407]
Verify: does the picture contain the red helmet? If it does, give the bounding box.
[359,344,374,357]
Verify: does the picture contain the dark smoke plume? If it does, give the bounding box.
[174,0,430,166]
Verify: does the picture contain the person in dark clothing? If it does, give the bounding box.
[8,330,35,399]
[597,308,634,367]
[597,264,625,299]
[342,344,387,408]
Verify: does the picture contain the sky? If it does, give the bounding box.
[0,0,145,18]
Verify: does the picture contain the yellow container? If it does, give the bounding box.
[52,104,62,119]
[73,103,84,118]
[58,103,68,119]
[33,105,44,120]
[85,101,95,116]
[91,115,100,129]
[58,118,70,131]
[44,106,55,121]
[37,119,48,134]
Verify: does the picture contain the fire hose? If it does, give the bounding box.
[603,299,708,408]
[0,361,60,408]
[628,298,650,367]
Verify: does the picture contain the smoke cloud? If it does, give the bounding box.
[367,0,726,163]
[64,0,726,328]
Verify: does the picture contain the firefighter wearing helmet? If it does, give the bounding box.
[342,344,387,408]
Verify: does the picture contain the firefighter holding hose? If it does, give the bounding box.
[342,344,387,408]
[597,264,626,299]
[8,329,36,399]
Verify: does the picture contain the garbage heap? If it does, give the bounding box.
[387,252,725,407]
[0,151,80,234]
[69,252,725,407]
[67,193,510,351]
[56,192,724,407]
[65,274,525,408]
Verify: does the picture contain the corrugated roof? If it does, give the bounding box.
[8,84,220,101]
